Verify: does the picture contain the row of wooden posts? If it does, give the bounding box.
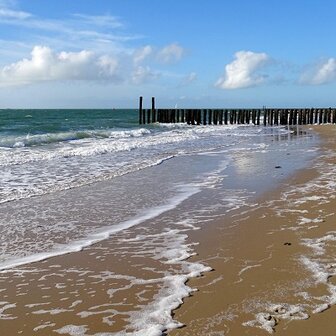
[138,97,336,126]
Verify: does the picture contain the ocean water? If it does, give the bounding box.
[0,109,314,205]
[0,109,320,335]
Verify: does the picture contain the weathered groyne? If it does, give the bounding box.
[138,97,336,126]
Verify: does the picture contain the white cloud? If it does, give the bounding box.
[133,45,153,65]
[215,50,270,89]
[182,71,197,84]
[72,14,123,28]
[0,7,32,19]
[300,58,336,85]
[0,42,189,88]
[131,65,159,84]
[0,45,120,86]
[157,43,185,63]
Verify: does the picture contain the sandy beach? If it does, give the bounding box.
[171,125,336,335]
[0,125,334,335]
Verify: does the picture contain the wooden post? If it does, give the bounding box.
[301,109,306,125]
[237,110,241,124]
[209,109,213,125]
[279,109,284,125]
[176,109,180,123]
[280,109,284,125]
[190,110,194,125]
[293,109,298,125]
[314,108,318,124]
[328,108,332,123]
[269,109,274,126]
[147,108,151,124]
[298,109,302,125]
[142,106,146,125]
[151,97,156,123]
[285,109,289,125]
[181,109,186,123]
[203,109,207,125]
[139,96,143,124]
[304,109,308,124]
[246,109,251,124]
[318,109,323,124]
[186,109,189,124]
[323,108,328,124]
[257,109,261,125]
[288,109,293,125]
[252,109,256,125]
[230,110,233,124]
[309,108,313,124]
[224,109,228,125]
[196,109,202,125]
[273,109,276,125]
[213,110,217,125]
[279,109,283,125]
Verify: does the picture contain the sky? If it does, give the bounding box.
[1,0,336,108]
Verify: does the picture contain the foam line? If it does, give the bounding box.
[0,185,200,272]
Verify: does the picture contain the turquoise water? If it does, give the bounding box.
[1,108,273,203]
[0,109,138,147]
[0,109,317,205]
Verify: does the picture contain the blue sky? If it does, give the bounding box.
[1,0,336,108]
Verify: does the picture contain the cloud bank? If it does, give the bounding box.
[215,51,270,89]
[0,46,119,86]
[0,43,188,87]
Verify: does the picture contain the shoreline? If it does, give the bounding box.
[0,124,333,335]
[171,125,336,335]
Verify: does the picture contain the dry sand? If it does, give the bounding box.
[170,125,336,335]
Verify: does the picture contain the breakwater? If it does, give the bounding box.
[138,97,336,126]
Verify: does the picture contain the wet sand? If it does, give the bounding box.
[171,125,336,335]
[0,125,334,335]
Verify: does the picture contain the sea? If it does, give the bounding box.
[0,109,321,335]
